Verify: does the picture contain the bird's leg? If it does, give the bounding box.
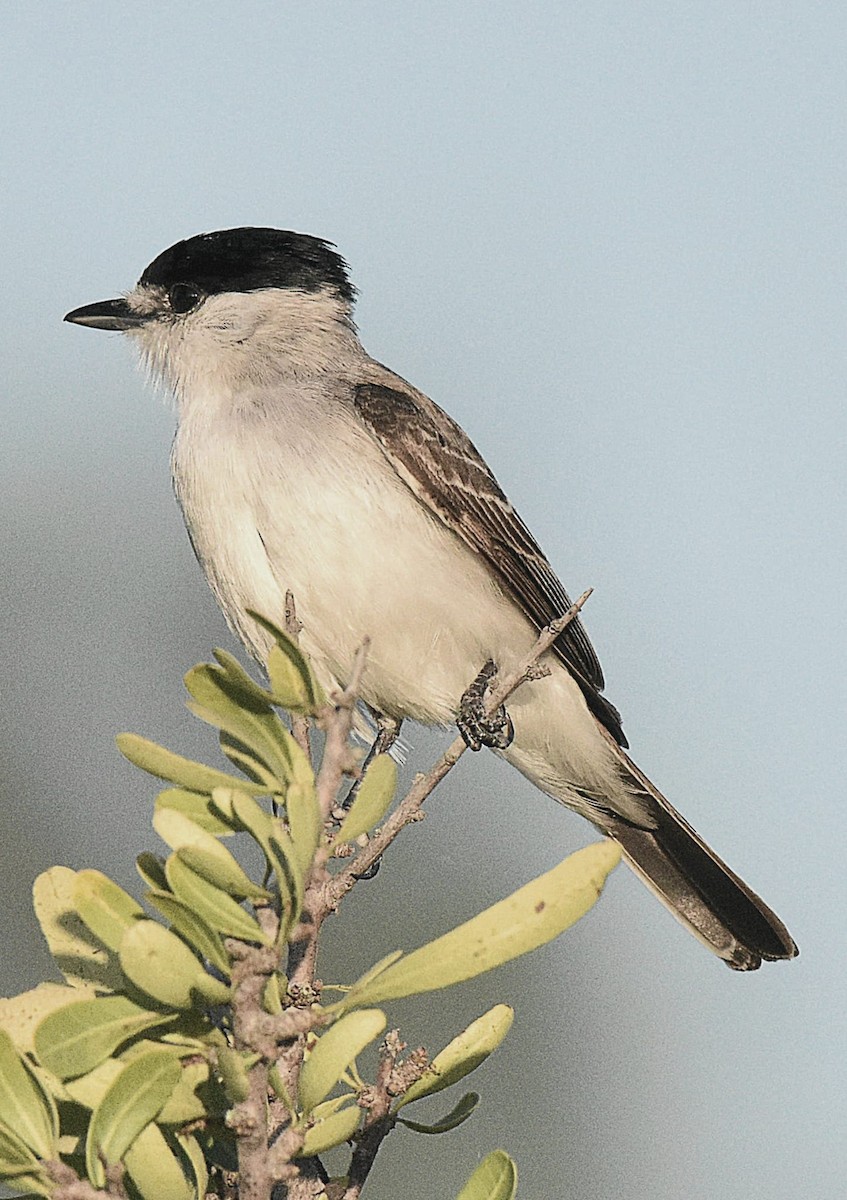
[340,712,402,812]
[457,659,515,751]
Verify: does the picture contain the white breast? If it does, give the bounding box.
[171,376,632,818]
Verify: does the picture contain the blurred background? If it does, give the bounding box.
[1,4,844,1197]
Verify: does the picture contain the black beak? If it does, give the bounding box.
[64,298,149,331]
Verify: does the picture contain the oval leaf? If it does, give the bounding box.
[34,995,176,1081]
[298,1103,361,1157]
[119,921,230,1010]
[398,1090,478,1134]
[153,807,271,900]
[0,1118,50,1196]
[116,733,266,795]
[397,1005,513,1109]
[456,1149,517,1200]
[155,788,238,835]
[286,780,321,877]
[74,871,145,953]
[248,610,325,711]
[85,1049,181,1187]
[338,841,621,1009]
[0,982,96,1057]
[145,890,230,975]
[298,1009,387,1114]
[164,855,268,945]
[0,1030,57,1158]
[333,755,397,845]
[123,1122,194,1200]
[32,868,123,992]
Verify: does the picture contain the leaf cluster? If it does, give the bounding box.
[0,618,620,1199]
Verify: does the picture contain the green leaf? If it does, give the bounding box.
[34,994,176,1080]
[396,1005,513,1109]
[286,780,322,877]
[32,867,124,992]
[119,921,231,1010]
[212,648,275,705]
[0,982,97,1057]
[184,663,297,786]
[455,1149,517,1200]
[298,1009,387,1114]
[63,1057,122,1110]
[176,1131,209,1200]
[219,731,281,791]
[164,854,268,945]
[117,732,266,795]
[155,788,238,835]
[73,870,146,953]
[215,1046,252,1103]
[85,1049,181,1187]
[145,890,231,976]
[298,1103,361,1156]
[398,1091,478,1134]
[156,1059,213,1125]
[332,754,397,845]
[153,807,271,900]
[136,853,169,891]
[248,610,325,711]
[0,1029,57,1158]
[0,1118,50,1196]
[123,1122,195,1200]
[212,789,303,939]
[337,841,621,1009]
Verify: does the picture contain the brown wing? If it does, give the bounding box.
[352,381,627,745]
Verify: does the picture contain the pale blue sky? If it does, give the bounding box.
[1,5,844,1198]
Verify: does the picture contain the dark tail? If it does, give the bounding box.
[603,748,798,971]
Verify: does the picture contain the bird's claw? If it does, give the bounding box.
[457,660,514,751]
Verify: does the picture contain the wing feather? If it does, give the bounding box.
[351,381,627,745]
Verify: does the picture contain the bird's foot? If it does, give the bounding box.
[457,660,514,751]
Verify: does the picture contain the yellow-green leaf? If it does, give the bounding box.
[85,1049,181,1187]
[298,1103,361,1156]
[184,663,296,786]
[155,788,238,835]
[177,1130,209,1200]
[398,1091,478,1134]
[117,732,266,795]
[123,1121,194,1200]
[0,982,97,1057]
[248,610,325,712]
[455,1149,517,1200]
[0,1029,57,1158]
[32,868,124,992]
[119,921,230,1010]
[396,1005,513,1109]
[145,890,231,976]
[0,1118,50,1196]
[34,994,176,1080]
[74,870,145,953]
[286,780,322,877]
[298,1009,386,1114]
[164,855,268,945]
[332,755,397,845]
[215,1046,252,1103]
[337,841,621,1009]
[153,807,271,900]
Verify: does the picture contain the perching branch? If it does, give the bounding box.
[329,589,594,899]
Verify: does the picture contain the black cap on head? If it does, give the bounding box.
[139,228,355,304]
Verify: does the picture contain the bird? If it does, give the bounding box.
[65,226,798,971]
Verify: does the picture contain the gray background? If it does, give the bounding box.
[1,4,844,1198]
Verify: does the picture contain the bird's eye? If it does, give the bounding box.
[168,283,202,314]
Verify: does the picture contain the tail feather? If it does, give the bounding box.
[602,747,798,971]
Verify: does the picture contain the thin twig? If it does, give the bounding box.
[341,1031,404,1200]
[284,592,312,762]
[330,591,593,897]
